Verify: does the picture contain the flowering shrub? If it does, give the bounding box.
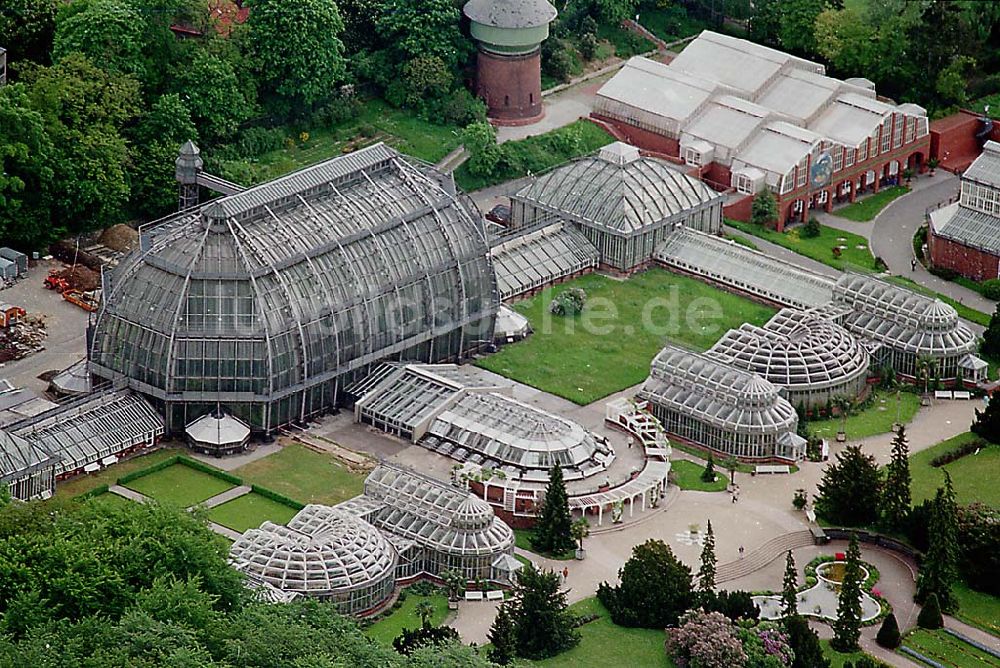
[666,610,746,668]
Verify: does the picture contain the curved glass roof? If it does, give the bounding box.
[833,275,977,356]
[639,344,797,433]
[229,507,396,595]
[89,143,498,411]
[513,143,721,234]
[709,308,869,391]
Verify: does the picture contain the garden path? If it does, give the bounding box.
[108,485,151,504]
[196,485,251,510]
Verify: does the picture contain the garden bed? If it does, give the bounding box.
[364,591,451,646]
[669,460,728,492]
[123,463,235,508]
[725,219,878,273]
[901,629,1000,668]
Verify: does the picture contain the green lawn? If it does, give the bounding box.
[820,639,876,668]
[365,593,450,646]
[477,269,776,405]
[530,598,674,668]
[124,464,235,508]
[884,276,991,327]
[808,392,921,442]
[222,100,461,186]
[724,233,759,251]
[669,459,728,492]
[953,581,1000,637]
[454,120,614,192]
[205,492,299,533]
[725,219,877,273]
[232,444,365,506]
[833,186,911,222]
[514,528,574,561]
[60,447,186,498]
[85,491,135,509]
[909,432,1000,507]
[902,629,1000,668]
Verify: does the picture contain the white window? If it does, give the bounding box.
[845,148,856,167]
[858,141,868,163]
[880,118,892,154]
[892,116,903,148]
[684,148,701,166]
[735,173,755,195]
[833,148,843,172]
[796,157,808,187]
[905,117,916,144]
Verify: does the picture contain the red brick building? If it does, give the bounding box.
[928,140,1000,281]
[592,31,931,230]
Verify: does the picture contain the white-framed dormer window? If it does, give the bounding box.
[892,116,903,148]
[845,148,856,167]
[833,148,843,172]
[858,140,868,163]
[796,157,808,187]
[735,173,754,194]
[880,118,892,153]
[683,147,701,166]
[905,118,917,143]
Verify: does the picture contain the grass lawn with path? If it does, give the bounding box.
[726,219,877,273]
[59,447,186,498]
[514,528,574,561]
[124,464,235,508]
[833,186,910,222]
[529,597,674,668]
[233,444,365,506]
[808,392,921,442]
[477,269,776,405]
[669,459,728,492]
[952,582,1000,637]
[901,629,1000,668]
[908,432,1000,507]
[365,592,450,646]
[205,492,299,533]
[820,639,874,668]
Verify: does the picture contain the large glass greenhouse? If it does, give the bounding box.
[708,308,871,409]
[89,143,499,434]
[638,345,805,462]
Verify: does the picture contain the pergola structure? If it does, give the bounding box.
[90,143,499,435]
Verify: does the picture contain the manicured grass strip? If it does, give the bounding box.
[514,528,574,561]
[953,581,1000,637]
[532,597,674,668]
[902,629,1000,668]
[724,233,759,250]
[60,448,186,499]
[833,186,910,222]
[909,432,1000,507]
[454,120,614,192]
[233,444,365,507]
[669,459,728,492]
[365,593,450,646]
[124,464,235,508]
[206,492,299,533]
[726,219,876,273]
[820,639,874,668]
[86,492,135,509]
[884,276,991,327]
[809,392,921,442]
[476,269,776,405]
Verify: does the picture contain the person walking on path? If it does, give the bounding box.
[739,545,744,559]
[911,258,917,271]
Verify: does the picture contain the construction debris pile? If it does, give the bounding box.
[0,316,47,363]
[49,266,100,292]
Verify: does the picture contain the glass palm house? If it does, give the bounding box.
[88,144,499,434]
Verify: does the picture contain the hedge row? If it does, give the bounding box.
[177,456,244,486]
[117,455,182,485]
[76,484,110,500]
[250,484,305,511]
[930,439,988,467]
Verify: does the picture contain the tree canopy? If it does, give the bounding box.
[814,445,881,527]
[598,539,694,628]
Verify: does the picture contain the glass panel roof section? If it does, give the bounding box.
[490,222,599,300]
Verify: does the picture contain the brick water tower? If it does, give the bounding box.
[464,0,557,125]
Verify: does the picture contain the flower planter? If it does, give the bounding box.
[836,431,846,443]
[575,548,586,560]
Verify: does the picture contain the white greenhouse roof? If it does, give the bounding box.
[0,429,56,483]
[736,122,820,175]
[185,412,251,447]
[931,202,1000,254]
[757,69,850,124]
[962,140,1000,188]
[683,96,770,151]
[597,56,717,127]
[490,222,599,300]
[48,359,92,396]
[811,93,894,147]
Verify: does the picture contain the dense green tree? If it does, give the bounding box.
[751,189,778,227]
[375,0,467,70]
[702,589,760,622]
[52,0,146,79]
[174,47,255,142]
[781,550,798,618]
[597,539,693,628]
[831,534,864,653]
[814,445,881,527]
[531,465,575,556]
[593,0,637,23]
[392,624,461,655]
[784,614,830,668]
[875,612,901,649]
[916,472,959,612]
[0,0,58,70]
[387,55,454,110]
[128,93,198,219]
[956,503,1000,596]
[813,7,875,76]
[0,85,55,249]
[486,603,517,665]
[697,520,717,596]
[507,565,579,660]
[748,0,782,47]
[778,0,829,56]
[982,304,1000,360]
[337,0,384,52]
[701,455,717,483]
[972,393,1000,444]
[881,425,911,532]
[916,591,943,629]
[244,0,346,117]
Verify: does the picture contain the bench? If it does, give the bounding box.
[486,590,504,602]
[464,591,484,602]
[953,390,971,400]
[755,464,790,475]
[934,390,952,400]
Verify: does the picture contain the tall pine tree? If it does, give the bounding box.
[487,603,517,665]
[916,472,960,612]
[531,465,575,555]
[697,520,717,596]
[832,534,863,653]
[781,550,798,617]
[508,565,580,659]
[881,425,912,531]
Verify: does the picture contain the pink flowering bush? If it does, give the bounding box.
[666,610,747,668]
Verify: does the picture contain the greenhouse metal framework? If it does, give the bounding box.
[490,222,598,299]
[0,430,57,501]
[509,142,724,271]
[638,344,805,462]
[708,308,870,409]
[89,143,499,434]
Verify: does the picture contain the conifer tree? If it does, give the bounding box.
[881,425,912,531]
[916,472,959,612]
[832,534,863,652]
[487,603,517,665]
[531,465,575,555]
[972,393,1000,444]
[697,520,717,596]
[701,454,716,483]
[815,445,881,526]
[508,565,580,659]
[876,612,901,648]
[781,550,798,617]
[784,614,831,668]
[917,592,944,629]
